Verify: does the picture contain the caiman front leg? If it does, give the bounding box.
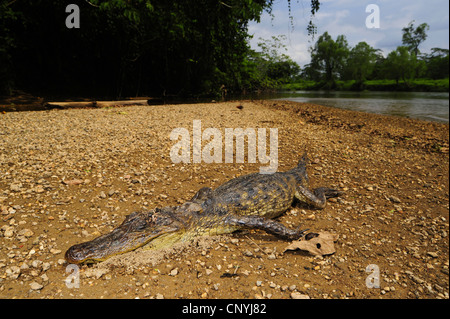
[295,185,342,209]
[190,187,213,202]
[225,215,309,241]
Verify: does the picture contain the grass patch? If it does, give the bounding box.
[282,78,449,92]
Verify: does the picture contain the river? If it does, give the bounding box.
[267,90,449,123]
[2,90,448,124]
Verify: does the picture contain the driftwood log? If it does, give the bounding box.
[45,100,151,109]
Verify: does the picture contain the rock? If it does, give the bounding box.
[291,292,310,299]
[3,227,14,238]
[30,282,44,290]
[50,248,62,255]
[42,262,51,272]
[427,252,438,258]
[10,183,22,192]
[6,266,21,279]
[267,253,276,260]
[19,229,34,238]
[388,196,402,203]
[169,268,179,276]
[62,179,84,186]
[243,250,253,257]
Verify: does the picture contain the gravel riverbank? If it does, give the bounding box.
[0,100,448,299]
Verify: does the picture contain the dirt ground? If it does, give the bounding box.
[0,100,448,299]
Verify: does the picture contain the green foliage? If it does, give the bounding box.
[423,48,450,79]
[383,46,420,85]
[343,42,381,86]
[402,20,430,56]
[0,0,321,98]
[309,32,349,87]
[296,21,448,92]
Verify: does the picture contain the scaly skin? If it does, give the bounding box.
[65,154,341,264]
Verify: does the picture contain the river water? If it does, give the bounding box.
[267,90,449,124]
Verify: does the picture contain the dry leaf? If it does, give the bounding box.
[284,232,339,256]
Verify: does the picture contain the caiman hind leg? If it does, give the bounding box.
[295,185,342,209]
[225,215,309,241]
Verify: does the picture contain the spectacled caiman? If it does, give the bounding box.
[65,154,341,264]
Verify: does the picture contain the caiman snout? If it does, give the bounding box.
[65,244,90,264]
[65,210,181,264]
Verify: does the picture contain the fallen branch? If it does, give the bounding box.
[45,100,150,109]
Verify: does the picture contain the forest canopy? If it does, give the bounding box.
[0,0,319,98]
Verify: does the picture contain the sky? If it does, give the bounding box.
[247,0,450,67]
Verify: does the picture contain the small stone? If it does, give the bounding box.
[19,229,34,238]
[30,282,43,290]
[169,268,178,276]
[155,293,164,299]
[389,196,401,203]
[4,228,14,238]
[291,292,310,299]
[256,280,263,287]
[10,183,22,192]
[42,262,51,272]
[50,248,62,255]
[427,252,438,258]
[243,250,253,257]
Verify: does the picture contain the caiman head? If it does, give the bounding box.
[65,207,188,264]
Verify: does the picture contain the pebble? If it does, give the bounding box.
[30,282,43,290]
[50,248,62,255]
[389,196,402,203]
[291,292,310,299]
[1,101,448,299]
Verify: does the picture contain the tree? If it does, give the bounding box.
[402,20,430,57]
[343,42,381,86]
[383,46,419,85]
[257,35,300,84]
[424,48,449,79]
[309,32,349,87]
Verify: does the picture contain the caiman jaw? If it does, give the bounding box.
[64,210,180,264]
